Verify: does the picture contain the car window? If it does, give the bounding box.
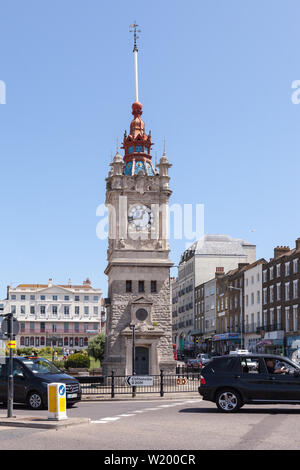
[264,358,298,375]
[0,357,6,377]
[20,358,62,375]
[240,357,262,374]
[210,357,240,373]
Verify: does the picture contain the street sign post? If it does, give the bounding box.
[126,376,154,387]
[1,317,19,338]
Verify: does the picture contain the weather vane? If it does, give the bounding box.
[129,22,141,52]
[129,22,141,102]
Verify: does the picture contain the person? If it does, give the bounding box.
[265,358,289,374]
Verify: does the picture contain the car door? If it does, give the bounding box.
[0,358,7,402]
[263,357,300,402]
[12,359,27,404]
[237,357,271,400]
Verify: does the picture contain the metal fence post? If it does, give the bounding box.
[160,369,164,397]
[111,370,115,399]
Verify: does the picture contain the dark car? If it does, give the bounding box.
[198,353,300,412]
[187,358,203,369]
[0,356,81,410]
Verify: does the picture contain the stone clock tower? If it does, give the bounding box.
[102,26,176,376]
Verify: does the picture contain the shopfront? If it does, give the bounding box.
[212,333,241,355]
[256,330,285,356]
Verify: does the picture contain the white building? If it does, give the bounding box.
[243,259,267,351]
[2,278,105,350]
[172,234,256,353]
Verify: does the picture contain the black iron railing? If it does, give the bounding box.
[77,367,201,398]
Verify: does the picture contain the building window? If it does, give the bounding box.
[285,282,290,301]
[93,296,99,301]
[52,323,57,333]
[84,306,89,315]
[11,295,16,300]
[138,281,145,293]
[40,306,46,315]
[276,283,281,301]
[151,281,157,293]
[75,323,79,332]
[293,280,298,299]
[64,306,70,315]
[126,281,132,293]
[93,306,98,316]
[40,322,45,333]
[64,296,69,301]
[30,295,35,301]
[285,307,290,332]
[257,291,260,304]
[75,306,80,315]
[64,323,69,333]
[269,267,274,280]
[263,288,267,304]
[21,295,26,300]
[21,305,26,315]
[270,286,274,303]
[285,262,290,276]
[293,259,298,274]
[293,305,298,331]
[30,306,35,315]
[52,305,58,315]
[40,295,45,300]
[75,295,80,301]
[276,306,281,329]
[11,306,16,314]
[84,296,89,301]
[30,322,34,332]
[263,270,267,283]
[53,295,58,301]
[276,264,281,277]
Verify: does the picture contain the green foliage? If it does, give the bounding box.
[16,347,39,356]
[64,353,90,369]
[87,333,105,363]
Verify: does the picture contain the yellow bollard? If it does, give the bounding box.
[47,383,68,420]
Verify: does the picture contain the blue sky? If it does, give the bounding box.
[0,0,300,298]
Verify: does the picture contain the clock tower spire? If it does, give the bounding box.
[102,26,175,377]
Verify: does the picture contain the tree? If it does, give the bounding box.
[87,333,105,363]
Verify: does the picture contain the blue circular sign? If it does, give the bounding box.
[59,385,65,396]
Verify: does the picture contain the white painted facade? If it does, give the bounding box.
[1,279,105,350]
[244,262,264,351]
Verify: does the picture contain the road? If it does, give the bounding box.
[1,398,300,451]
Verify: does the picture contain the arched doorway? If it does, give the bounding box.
[135,347,149,375]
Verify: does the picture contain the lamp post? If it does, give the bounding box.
[129,322,136,398]
[228,285,243,350]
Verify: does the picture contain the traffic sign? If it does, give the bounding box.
[6,340,16,349]
[176,378,187,385]
[126,376,154,387]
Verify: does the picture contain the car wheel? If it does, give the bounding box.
[27,391,44,410]
[216,389,242,413]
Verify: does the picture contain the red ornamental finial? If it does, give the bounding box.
[132,101,143,117]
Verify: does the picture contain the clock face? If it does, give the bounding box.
[128,204,153,231]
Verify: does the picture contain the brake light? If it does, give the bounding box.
[200,376,206,385]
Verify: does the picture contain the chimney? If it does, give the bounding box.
[83,277,91,286]
[68,278,72,287]
[296,238,300,251]
[274,246,290,259]
[215,267,224,277]
[48,278,53,287]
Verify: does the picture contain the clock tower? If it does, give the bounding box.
[102,25,176,376]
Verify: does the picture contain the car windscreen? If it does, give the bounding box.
[19,358,62,375]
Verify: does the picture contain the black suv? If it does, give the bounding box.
[199,353,300,412]
[0,356,81,410]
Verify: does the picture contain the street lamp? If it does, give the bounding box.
[129,323,136,375]
[129,322,136,398]
[227,285,243,350]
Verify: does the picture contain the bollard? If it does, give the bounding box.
[47,383,68,420]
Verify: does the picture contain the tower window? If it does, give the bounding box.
[126,280,132,293]
[135,145,143,152]
[151,281,157,293]
[128,146,134,154]
[138,281,145,293]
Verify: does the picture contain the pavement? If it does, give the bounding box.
[0,392,200,429]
